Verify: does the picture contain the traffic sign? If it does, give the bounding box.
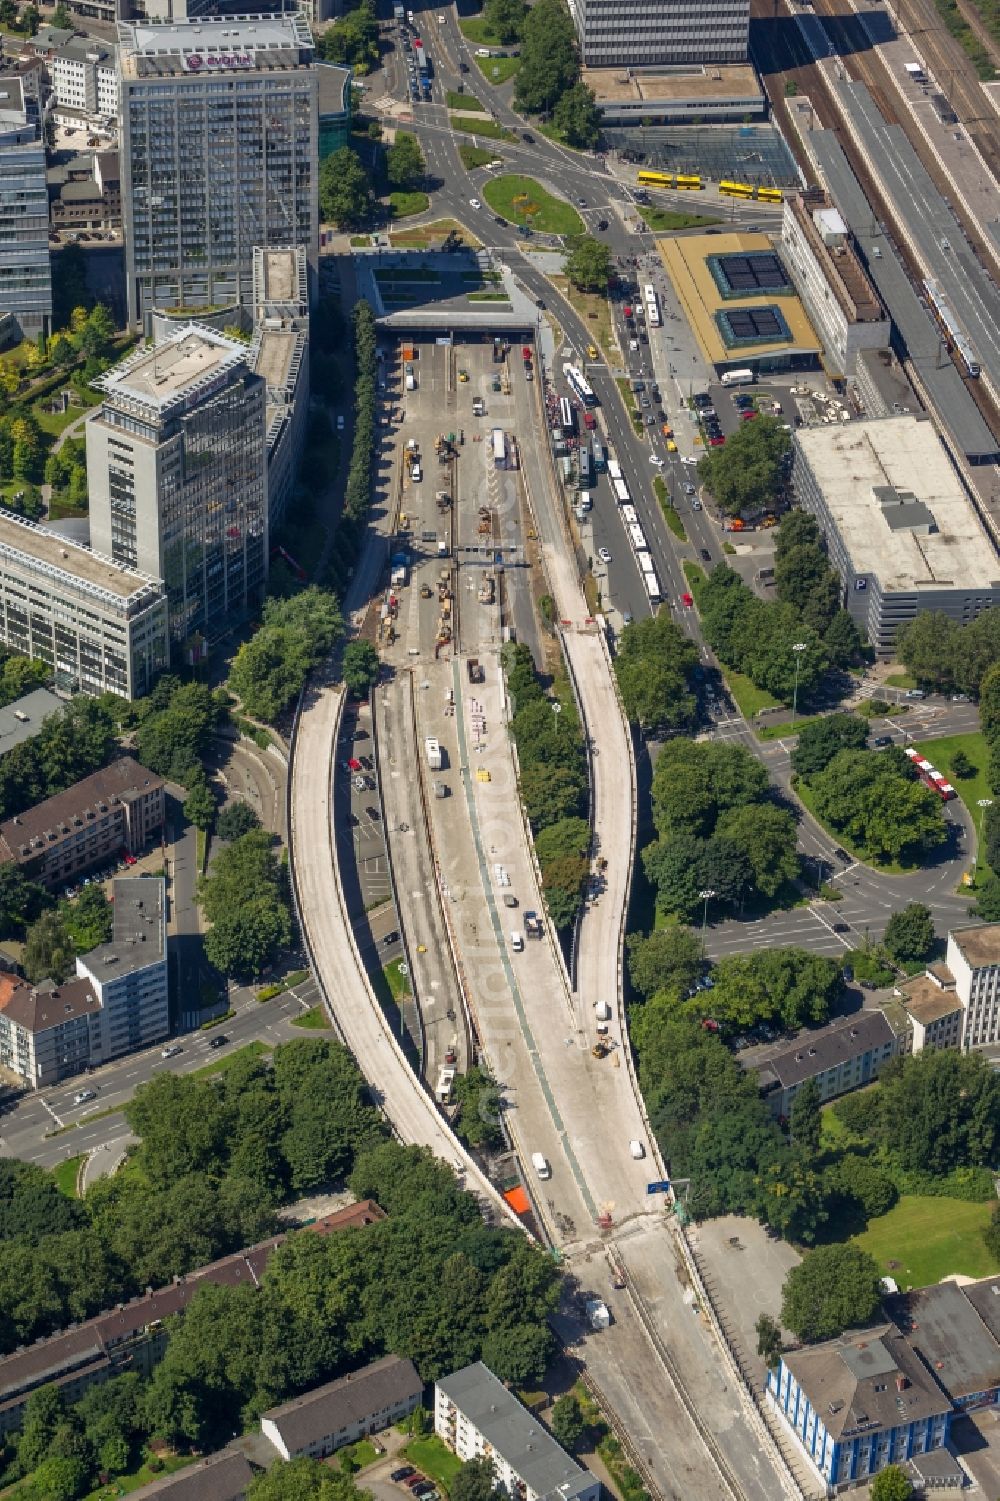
[646,1180,671,1196]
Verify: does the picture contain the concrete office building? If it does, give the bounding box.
[0,513,168,699]
[0,688,64,760]
[118,13,318,328]
[780,192,889,379]
[50,37,118,118]
[945,924,1000,1051]
[580,63,763,124]
[767,1327,952,1490]
[0,76,52,338]
[791,416,1000,656]
[87,323,268,649]
[435,1364,600,1501]
[251,246,310,528]
[76,876,169,1063]
[567,0,748,69]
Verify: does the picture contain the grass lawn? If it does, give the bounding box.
[290,1006,331,1029]
[474,54,521,84]
[458,14,501,42]
[654,475,686,540]
[852,1195,1000,1289]
[383,958,412,1003]
[82,1455,192,1499]
[885,670,917,689]
[757,712,831,741]
[459,143,497,169]
[468,290,510,300]
[638,205,722,232]
[482,175,583,235]
[335,1438,380,1471]
[389,190,430,219]
[191,1039,271,1079]
[389,219,481,249]
[34,400,92,439]
[683,561,708,591]
[450,115,515,142]
[351,235,372,247]
[724,669,782,719]
[402,1436,464,1495]
[53,1154,84,1198]
[914,731,991,875]
[448,89,486,110]
[549,274,616,363]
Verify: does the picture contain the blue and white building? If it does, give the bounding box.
[767,1327,952,1491]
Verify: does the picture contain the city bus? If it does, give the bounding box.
[613,478,631,505]
[594,442,607,473]
[643,284,661,328]
[757,186,784,203]
[563,363,597,406]
[608,457,623,483]
[579,444,593,487]
[628,522,647,552]
[621,504,639,527]
[492,428,506,465]
[642,571,662,604]
[637,170,673,188]
[719,180,754,198]
[559,396,575,435]
[674,174,702,191]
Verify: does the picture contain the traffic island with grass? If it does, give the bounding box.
[482,175,584,235]
[474,54,520,84]
[449,115,516,142]
[459,144,498,170]
[637,205,722,232]
[389,191,431,219]
[447,90,486,111]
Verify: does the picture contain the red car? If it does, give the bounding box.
[709,435,725,446]
[740,409,757,421]
[521,346,532,360]
[623,305,632,318]
[404,1478,426,1491]
[583,411,596,431]
[681,592,694,607]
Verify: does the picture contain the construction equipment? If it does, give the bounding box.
[420,584,433,598]
[467,658,484,684]
[591,1039,610,1059]
[436,490,451,510]
[458,369,469,382]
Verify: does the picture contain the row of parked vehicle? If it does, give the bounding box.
[390,1465,440,1501]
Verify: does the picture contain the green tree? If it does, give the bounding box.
[754,1152,827,1243]
[20,2,39,34]
[789,1077,822,1154]
[0,0,17,26]
[319,147,372,229]
[51,0,72,24]
[387,131,424,191]
[552,82,600,147]
[230,626,313,723]
[550,1394,585,1452]
[62,885,113,953]
[0,864,48,936]
[716,801,799,898]
[973,873,1000,920]
[483,0,527,41]
[614,613,698,735]
[562,237,611,293]
[896,610,959,693]
[809,748,946,863]
[642,832,705,922]
[513,0,579,114]
[318,0,379,69]
[780,1243,882,1342]
[216,802,261,841]
[825,1153,897,1222]
[877,1048,1000,1174]
[79,303,115,362]
[183,770,216,832]
[707,949,842,1032]
[982,1202,1000,1261]
[204,894,292,978]
[518,762,586,829]
[882,902,934,963]
[950,748,975,778]
[697,415,790,518]
[790,713,869,777]
[627,923,704,1000]
[870,1465,914,1501]
[26,1454,89,1501]
[248,1460,369,1500]
[23,908,74,984]
[755,1312,783,1368]
[17,1385,67,1473]
[824,609,862,668]
[451,1457,500,1501]
[342,640,381,698]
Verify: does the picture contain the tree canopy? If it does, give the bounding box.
[807,748,947,864]
[513,0,580,115]
[199,829,293,978]
[319,148,373,229]
[781,1244,882,1343]
[563,237,611,293]
[697,565,830,707]
[230,588,343,724]
[613,612,698,735]
[696,415,790,518]
[790,713,869,778]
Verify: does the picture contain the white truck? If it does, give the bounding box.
[586,1299,611,1331]
[425,737,443,771]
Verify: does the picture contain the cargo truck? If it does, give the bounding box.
[425,737,443,770]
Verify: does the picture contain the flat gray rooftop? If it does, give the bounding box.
[0,512,160,602]
[796,416,1000,591]
[810,130,1000,465]
[100,325,246,414]
[891,1281,1000,1399]
[124,13,311,54]
[0,689,63,757]
[82,875,165,981]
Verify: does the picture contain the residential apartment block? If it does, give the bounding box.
[742,1011,899,1119]
[566,0,749,69]
[893,966,964,1052]
[945,924,1000,1050]
[780,191,889,379]
[0,512,168,699]
[118,14,318,327]
[791,416,1000,655]
[0,75,52,338]
[0,1202,385,1435]
[75,876,169,1063]
[435,1363,600,1501]
[0,973,103,1089]
[261,1356,423,1462]
[767,1327,952,1490]
[0,757,164,892]
[87,324,268,649]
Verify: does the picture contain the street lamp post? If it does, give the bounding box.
[975,798,993,881]
[699,888,716,953]
[790,641,808,728]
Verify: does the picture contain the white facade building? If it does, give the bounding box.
[567,0,748,70]
[781,192,889,379]
[435,1364,600,1501]
[50,38,118,118]
[118,14,318,328]
[76,876,169,1062]
[87,323,268,651]
[0,75,51,338]
[261,1357,422,1463]
[945,925,1000,1051]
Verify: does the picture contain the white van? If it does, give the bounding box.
[579,491,592,511]
[629,1139,646,1160]
[531,1151,551,1179]
[595,1001,612,1021]
[510,931,524,952]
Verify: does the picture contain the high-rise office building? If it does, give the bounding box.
[567,0,748,68]
[118,13,318,329]
[87,322,268,651]
[0,76,52,338]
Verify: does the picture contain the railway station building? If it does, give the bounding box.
[791,415,1000,656]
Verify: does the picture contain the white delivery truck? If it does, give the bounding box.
[531,1151,551,1179]
[425,737,443,771]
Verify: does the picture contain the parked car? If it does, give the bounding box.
[598,546,612,563]
[391,1470,415,1483]
[383,930,400,947]
[208,1034,229,1049]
